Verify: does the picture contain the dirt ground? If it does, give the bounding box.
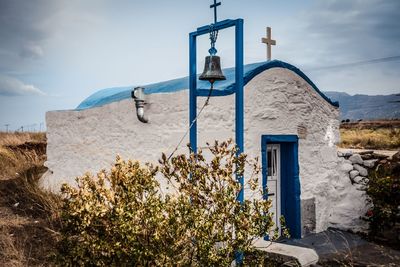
[340,119,400,130]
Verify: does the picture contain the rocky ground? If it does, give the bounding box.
[284,228,400,266]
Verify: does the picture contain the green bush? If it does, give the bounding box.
[58,140,276,266]
[365,161,400,240]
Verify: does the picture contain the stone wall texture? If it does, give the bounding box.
[42,67,368,234]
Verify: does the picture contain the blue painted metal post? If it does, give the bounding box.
[235,19,244,203]
[189,33,197,154]
[189,19,245,203]
[189,18,245,264]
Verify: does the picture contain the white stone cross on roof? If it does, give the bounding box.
[261,27,276,61]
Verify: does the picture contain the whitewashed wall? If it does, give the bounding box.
[41,68,368,233]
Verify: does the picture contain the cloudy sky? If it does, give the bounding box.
[0,0,399,131]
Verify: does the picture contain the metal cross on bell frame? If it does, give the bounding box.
[199,0,226,85]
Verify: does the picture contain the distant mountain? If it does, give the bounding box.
[323,91,400,120]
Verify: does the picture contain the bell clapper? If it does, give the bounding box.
[205,82,214,106]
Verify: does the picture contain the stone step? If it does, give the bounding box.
[253,238,319,266]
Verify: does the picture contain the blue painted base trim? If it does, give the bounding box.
[261,135,301,239]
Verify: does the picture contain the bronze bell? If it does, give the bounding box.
[199,55,226,84]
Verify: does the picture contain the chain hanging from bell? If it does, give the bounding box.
[199,25,226,85]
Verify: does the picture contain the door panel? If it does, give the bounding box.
[267,144,281,237]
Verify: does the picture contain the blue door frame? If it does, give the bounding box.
[261,135,301,239]
[189,19,244,203]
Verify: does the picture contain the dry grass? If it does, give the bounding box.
[0,132,46,179]
[0,226,25,267]
[0,132,45,147]
[0,131,61,266]
[0,172,61,266]
[339,128,400,150]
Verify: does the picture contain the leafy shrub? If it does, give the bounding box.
[365,161,400,241]
[58,140,275,266]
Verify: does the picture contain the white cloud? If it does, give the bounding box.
[0,75,46,96]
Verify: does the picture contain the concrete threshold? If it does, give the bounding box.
[254,238,319,266]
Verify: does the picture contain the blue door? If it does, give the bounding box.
[261,135,301,239]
